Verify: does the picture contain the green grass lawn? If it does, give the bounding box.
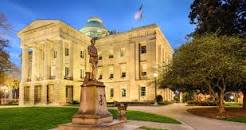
[0,107,180,130]
[223,117,246,123]
[225,102,242,108]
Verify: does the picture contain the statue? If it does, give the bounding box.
[58,37,124,130]
[88,38,98,80]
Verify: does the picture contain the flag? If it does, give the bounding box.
[134,4,143,20]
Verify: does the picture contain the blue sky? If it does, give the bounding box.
[0,0,195,67]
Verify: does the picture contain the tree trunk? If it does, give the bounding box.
[242,89,246,109]
[218,90,225,114]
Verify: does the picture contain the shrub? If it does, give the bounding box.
[187,101,216,106]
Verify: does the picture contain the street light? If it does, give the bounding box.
[153,72,158,106]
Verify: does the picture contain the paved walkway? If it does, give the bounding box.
[129,103,246,130]
[123,120,192,130]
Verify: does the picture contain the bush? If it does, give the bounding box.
[107,102,153,106]
[187,101,216,106]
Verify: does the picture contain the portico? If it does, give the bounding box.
[18,20,90,105]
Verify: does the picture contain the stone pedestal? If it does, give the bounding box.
[58,79,123,130]
[58,120,123,130]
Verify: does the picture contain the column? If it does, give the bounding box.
[69,42,73,79]
[30,84,35,105]
[43,43,49,80]
[41,83,47,104]
[135,43,140,80]
[31,47,37,81]
[21,47,29,82]
[19,84,24,106]
[56,41,63,79]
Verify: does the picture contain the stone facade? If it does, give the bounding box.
[18,19,174,105]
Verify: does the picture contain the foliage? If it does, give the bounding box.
[223,116,246,123]
[0,107,180,130]
[160,34,246,113]
[187,101,216,106]
[2,74,20,88]
[225,102,242,108]
[0,12,12,83]
[189,0,246,37]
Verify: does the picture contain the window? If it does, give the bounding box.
[140,87,146,96]
[110,88,114,97]
[140,45,147,54]
[65,48,69,56]
[121,72,126,78]
[65,67,69,77]
[141,72,147,76]
[54,51,57,58]
[99,75,103,80]
[121,88,126,97]
[109,50,114,58]
[108,65,114,79]
[120,64,126,78]
[141,63,147,76]
[99,55,102,60]
[98,67,102,79]
[80,69,84,79]
[109,74,114,79]
[120,48,125,57]
[51,66,55,78]
[109,55,114,58]
[80,51,84,58]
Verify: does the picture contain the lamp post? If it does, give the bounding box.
[153,73,158,106]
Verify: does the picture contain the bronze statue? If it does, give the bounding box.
[88,38,98,80]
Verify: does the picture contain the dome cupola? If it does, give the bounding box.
[80,17,109,38]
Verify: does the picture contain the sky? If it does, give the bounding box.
[0,0,195,67]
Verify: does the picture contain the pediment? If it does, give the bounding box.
[18,20,60,36]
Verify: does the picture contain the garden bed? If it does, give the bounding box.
[187,107,246,123]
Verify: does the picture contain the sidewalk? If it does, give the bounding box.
[123,120,193,130]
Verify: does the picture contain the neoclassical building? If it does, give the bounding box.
[18,17,174,105]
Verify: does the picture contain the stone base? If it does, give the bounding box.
[72,114,113,125]
[58,120,124,130]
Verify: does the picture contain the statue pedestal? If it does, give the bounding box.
[58,80,123,130]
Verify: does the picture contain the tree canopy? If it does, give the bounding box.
[189,0,246,37]
[161,34,246,113]
[0,12,12,84]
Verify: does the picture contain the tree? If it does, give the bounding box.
[161,34,245,114]
[189,0,246,37]
[0,12,12,84]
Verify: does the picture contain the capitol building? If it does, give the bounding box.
[18,17,174,105]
